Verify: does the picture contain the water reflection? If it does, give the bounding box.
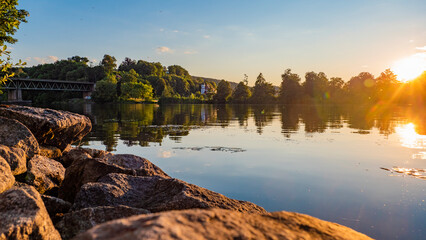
[63,103,426,152]
[48,102,426,240]
[396,123,426,149]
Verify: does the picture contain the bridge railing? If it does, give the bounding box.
[2,78,94,92]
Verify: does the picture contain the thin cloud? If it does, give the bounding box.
[32,57,45,64]
[416,46,426,51]
[184,50,198,55]
[203,35,211,39]
[27,56,59,65]
[409,40,414,43]
[48,56,58,62]
[172,30,179,33]
[156,46,174,54]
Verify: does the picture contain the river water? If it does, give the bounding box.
[50,103,425,239]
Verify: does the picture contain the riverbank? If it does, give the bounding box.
[0,104,372,239]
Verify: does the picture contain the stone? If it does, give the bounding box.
[0,186,61,240]
[55,206,149,240]
[0,116,39,159]
[0,156,14,194]
[0,145,27,175]
[0,105,92,151]
[60,147,113,168]
[73,173,266,214]
[41,195,72,223]
[59,154,168,202]
[39,145,63,159]
[26,155,65,194]
[74,208,372,240]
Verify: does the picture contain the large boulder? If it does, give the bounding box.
[56,206,149,240]
[0,145,27,175]
[41,195,72,223]
[74,208,372,240]
[60,147,113,168]
[0,156,15,194]
[0,105,91,151]
[26,155,65,194]
[0,186,61,240]
[39,145,63,159]
[0,116,39,159]
[59,154,168,202]
[73,173,266,214]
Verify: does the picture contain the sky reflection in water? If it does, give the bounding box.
[55,103,425,240]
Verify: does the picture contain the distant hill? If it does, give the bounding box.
[192,76,239,89]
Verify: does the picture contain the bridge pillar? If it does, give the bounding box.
[8,89,22,101]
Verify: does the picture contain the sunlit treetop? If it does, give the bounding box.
[0,0,28,46]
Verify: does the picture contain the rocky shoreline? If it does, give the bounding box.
[0,105,372,240]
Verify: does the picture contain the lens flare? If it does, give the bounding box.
[391,53,426,82]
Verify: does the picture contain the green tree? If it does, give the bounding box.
[133,60,165,77]
[214,80,232,103]
[0,0,28,85]
[303,71,328,101]
[251,73,275,103]
[68,56,89,65]
[118,57,137,72]
[346,72,375,102]
[279,68,302,103]
[121,82,153,100]
[146,75,168,97]
[168,65,190,78]
[92,80,117,102]
[101,54,117,74]
[374,69,400,102]
[328,77,345,101]
[119,69,139,83]
[232,81,251,103]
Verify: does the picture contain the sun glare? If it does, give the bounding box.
[396,123,426,149]
[391,54,426,82]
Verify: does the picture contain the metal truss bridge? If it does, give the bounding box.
[1,78,95,102]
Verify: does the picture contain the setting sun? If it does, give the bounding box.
[392,53,426,82]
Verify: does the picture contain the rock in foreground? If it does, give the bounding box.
[59,153,168,202]
[0,186,61,240]
[74,208,372,240]
[26,155,65,194]
[0,105,91,151]
[73,173,266,214]
[56,206,149,240]
[0,145,27,175]
[60,147,113,168]
[0,156,15,194]
[0,116,39,159]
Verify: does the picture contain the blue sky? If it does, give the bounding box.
[9,0,426,85]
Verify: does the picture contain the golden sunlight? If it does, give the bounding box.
[391,54,426,82]
[396,123,426,149]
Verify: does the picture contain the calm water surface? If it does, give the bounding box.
[52,103,425,240]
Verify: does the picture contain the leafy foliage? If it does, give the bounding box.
[0,0,28,88]
[251,73,276,103]
[232,81,251,103]
[214,80,232,103]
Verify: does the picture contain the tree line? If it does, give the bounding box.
[11,54,218,103]
[10,54,426,105]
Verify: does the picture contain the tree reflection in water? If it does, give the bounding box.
[57,103,426,152]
